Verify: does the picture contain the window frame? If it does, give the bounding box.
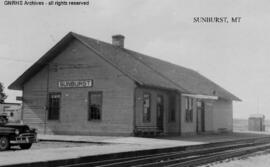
[142,92,151,123]
[88,91,103,121]
[48,92,61,121]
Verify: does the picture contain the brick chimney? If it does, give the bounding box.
[112,34,125,48]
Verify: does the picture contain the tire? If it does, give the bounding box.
[0,136,10,151]
[20,143,32,150]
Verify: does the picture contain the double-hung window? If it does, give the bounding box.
[48,93,61,120]
[88,92,102,121]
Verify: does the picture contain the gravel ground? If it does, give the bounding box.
[7,141,95,151]
[200,149,270,167]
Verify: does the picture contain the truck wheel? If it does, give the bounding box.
[0,136,10,151]
[20,143,32,149]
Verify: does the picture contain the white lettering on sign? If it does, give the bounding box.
[58,80,93,88]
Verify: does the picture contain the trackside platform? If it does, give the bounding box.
[1,132,270,167]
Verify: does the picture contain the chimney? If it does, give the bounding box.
[112,34,125,48]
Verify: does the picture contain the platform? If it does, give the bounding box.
[1,131,270,167]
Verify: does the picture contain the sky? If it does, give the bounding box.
[0,0,270,119]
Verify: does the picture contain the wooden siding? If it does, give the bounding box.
[23,39,135,135]
[212,99,233,132]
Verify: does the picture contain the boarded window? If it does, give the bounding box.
[185,97,193,122]
[143,93,151,122]
[169,94,176,122]
[48,93,61,120]
[88,92,102,120]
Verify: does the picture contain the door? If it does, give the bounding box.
[157,95,164,131]
[201,102,205,132]
[196,101,205,133]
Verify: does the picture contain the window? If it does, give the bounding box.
[88,92,102,120]
[48,93,61,120]
[143,93,151,122]
[169,94,176,122]
[185,97,193,122]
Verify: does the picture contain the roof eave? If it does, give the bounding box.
[8,84,21,90]
[137,83,190,94]
[233,97,242,102]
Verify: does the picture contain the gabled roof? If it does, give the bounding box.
[8,32,241,101]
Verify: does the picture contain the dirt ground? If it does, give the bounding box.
[200,149,270,167]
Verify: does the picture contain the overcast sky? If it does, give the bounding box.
[0,0,270,119]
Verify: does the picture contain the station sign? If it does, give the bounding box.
[58,80,93,88]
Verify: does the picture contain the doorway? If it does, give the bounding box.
[196,101,205,133]
[157,95,164,131]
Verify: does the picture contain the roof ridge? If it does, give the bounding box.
[9,31,240,101]
[73,32,198,76]
[72,33,144,85]
[123,49,240,101]
[73,32,190,93]
[72,32,239,100]
[71,32,114,47]
[124,48,197,73]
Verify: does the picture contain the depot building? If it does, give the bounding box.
[9,32,241,136]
